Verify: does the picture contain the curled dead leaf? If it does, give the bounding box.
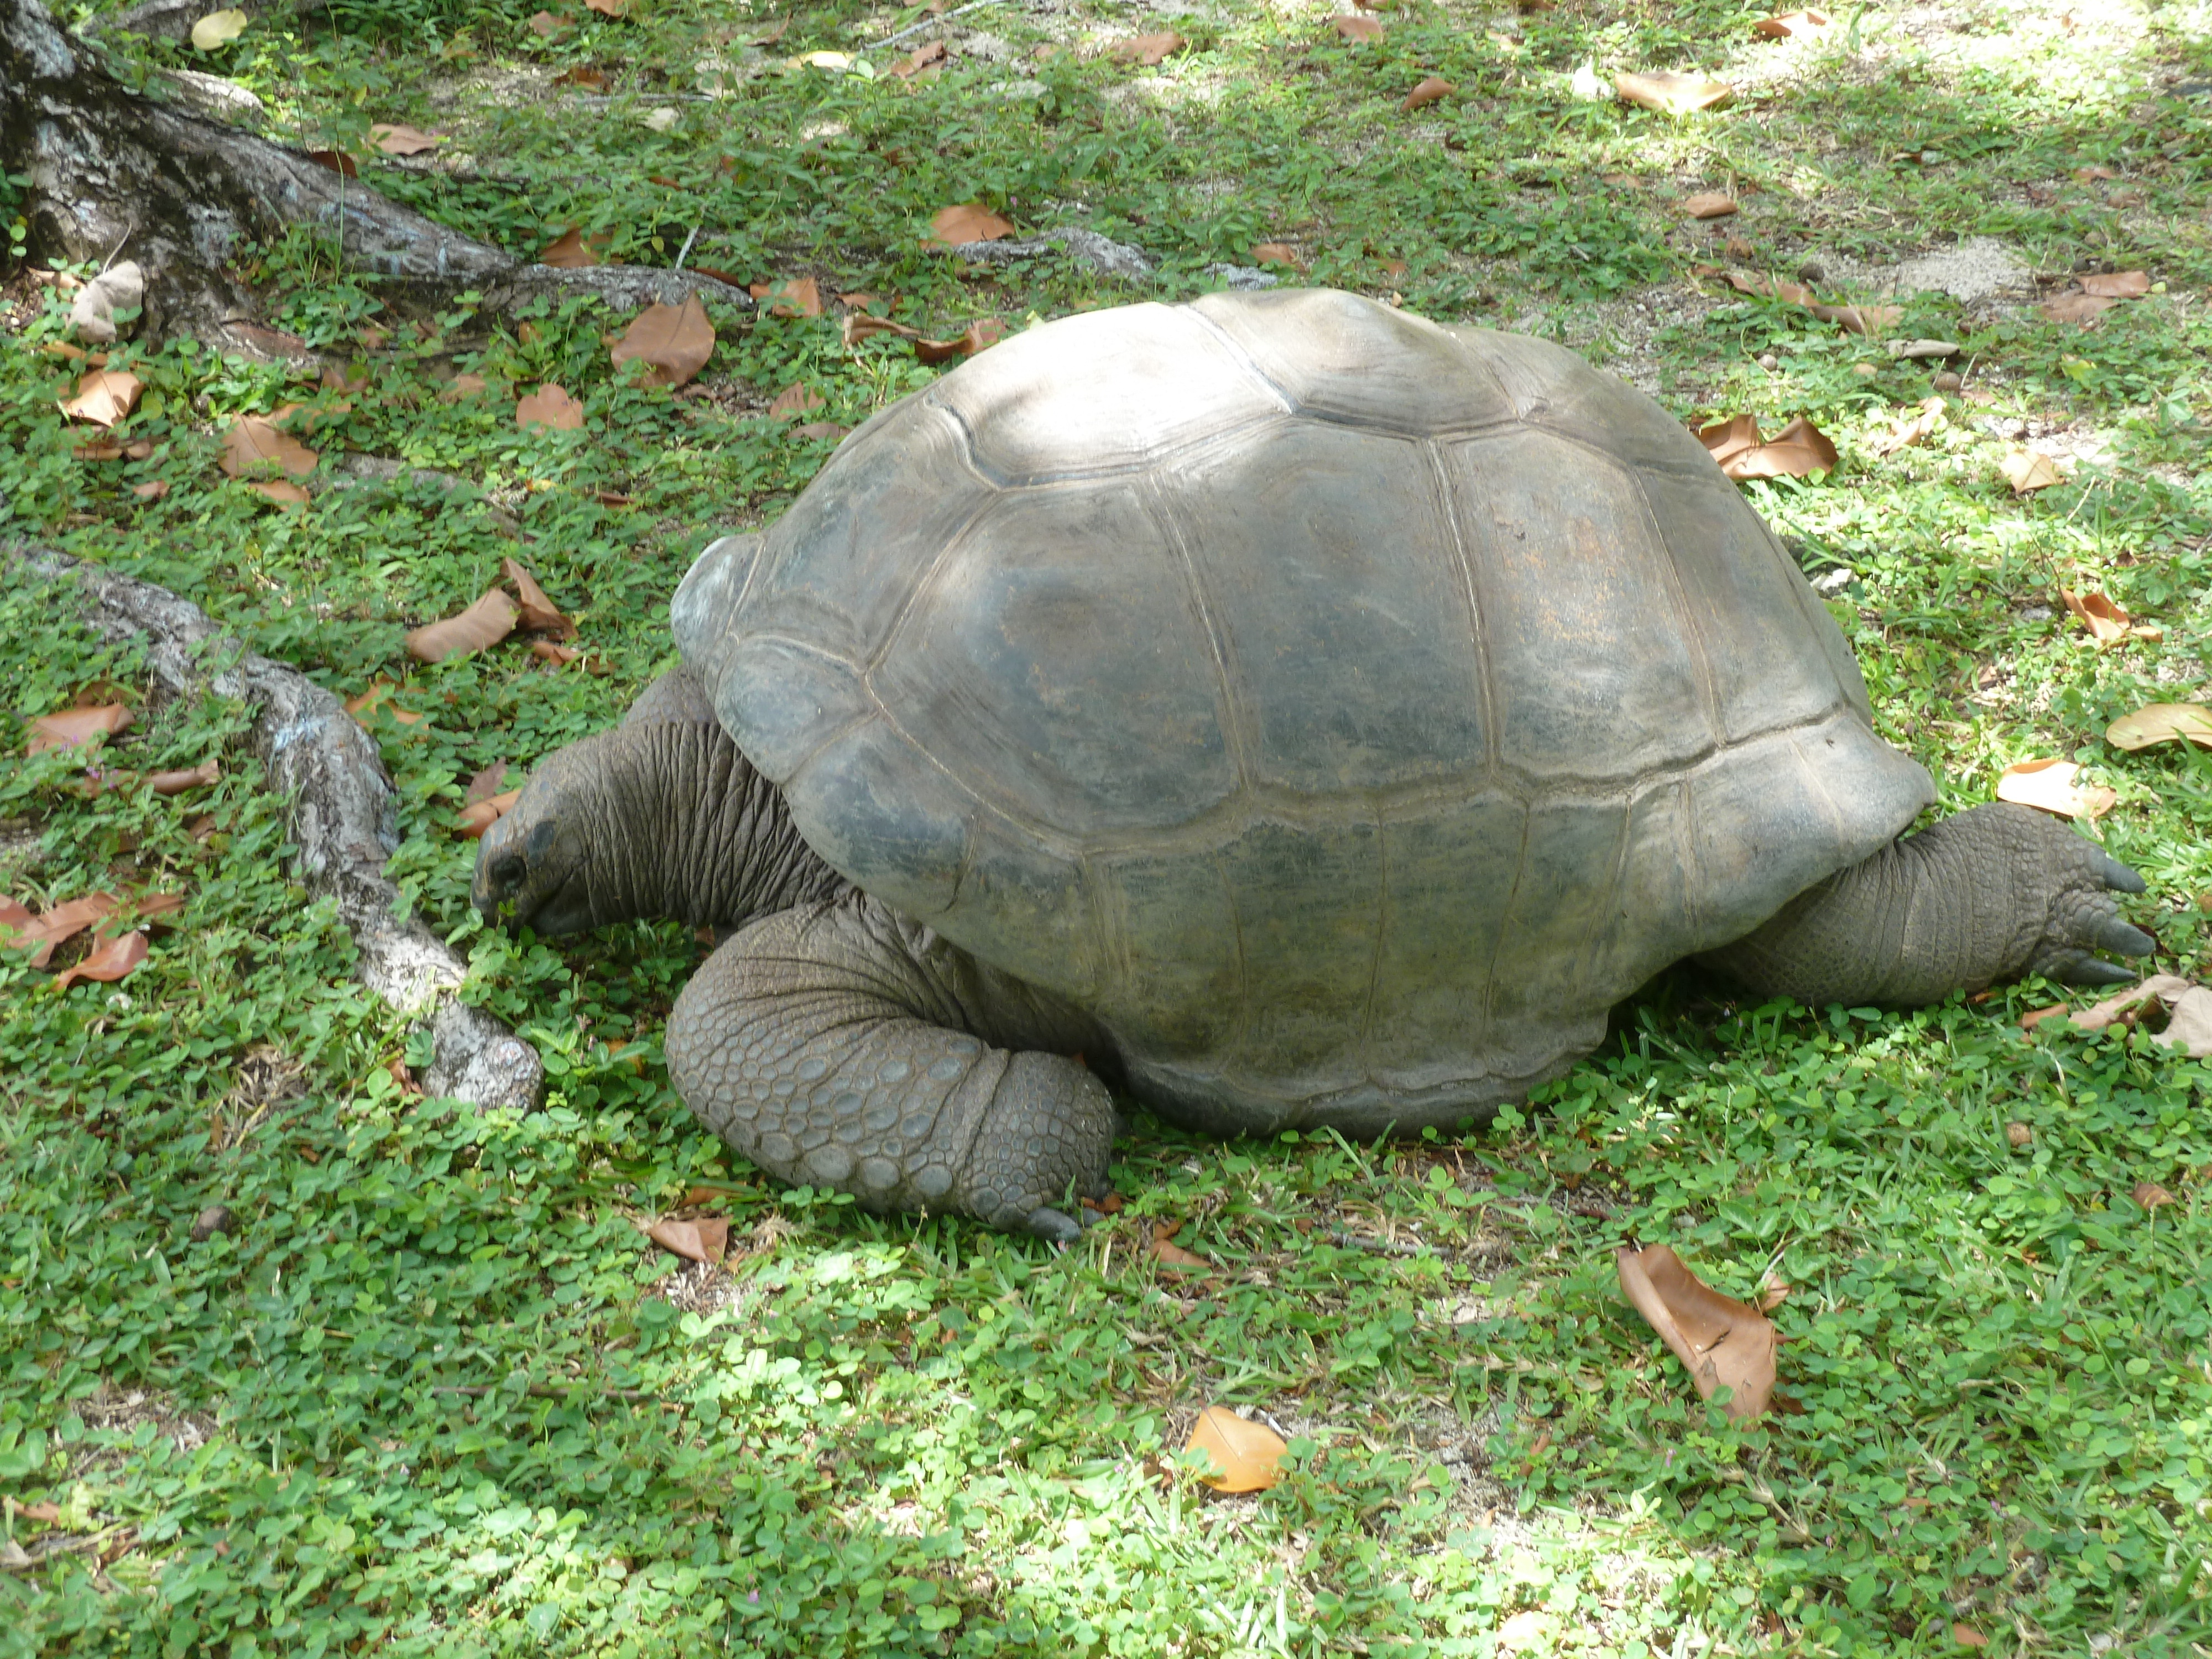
[1952,1626,1989,1650]
[501,557,575,638]
[754,276,822,319]
[526,9,563,35]
[2106,702,2212,752]
[1251,242,1307,269]
[611,294,716,388]
[148,759,221,796]
[405,586,520,665]
[843,312,925,346]
[1684,192,1737,219]
[2134,1180,2176,1209]
[1753,8,1830,35]
[305,149,358,177]
[54,929,149,990]
[2060,587,2144,646]
[2067,975,2212,1058]
[891,39,948,76]
[539,228,604,269]
[931,203,1016,245]
[516,383,586,431]
[1695,412,1838,480]
[1995,757,2115,820]
[1150,1221,1210,1270]
[1615,70,1735,116]
[1867,395,1948,457]
[369,123,443,155]
[585,0,628,14]
[1186,1406,1287,1491]
[530,641,585,667]
[132,479,171,502]
[1401,75,1452,112]
[2080,270,2151,298]
[345,682,422,726]
[456,788,523,839]
[246,479,310,508]
[60,368,143,429]
[2000,447,2064,493]
[914,319,1005,363]
[1616,1243,1776,1420]
[464,761,509,806]
[643,1216,730,1264]
[1109,31,1187,65]
[27,703,132,757]
[1328,14,1385,41]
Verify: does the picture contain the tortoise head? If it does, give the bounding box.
[472,733,619,937]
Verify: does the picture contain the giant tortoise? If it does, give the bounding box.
[473,288,2153,1239]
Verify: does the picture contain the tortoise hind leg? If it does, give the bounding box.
[666,896,1117,1240]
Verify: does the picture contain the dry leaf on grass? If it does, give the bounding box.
[1150,1221,1210,1269]
[2106,702,2212,751]
[147,759,221,796]
[2062,587,2158,646]
[1995,757,2116,820]
[405,586,520,665]
[1684,192,1737,219]
[1867,395,1948,457]
[59,369,143,427]
[2037,293,2117,325]
[539,228,601,269]
[2135,1180,2177,1209]
[891,40,948,76]
[643,1216,730,1264]
[1186,1406,1287,1491]
[1,892,122,966]
[220,416,317,478]
[1616,1243,1776,1421]
[2000,447,2064,493]
[502,557,576,637]
[27,704,132,756]
[2080,269,2150,298]
[1753,8,1830,35]
[768,383,826,419]
[345,682,422,726]
[752,276,822,319]
[246,480,310,508]
[1952,1626,1990,1650]
[2064,975,2212,1059]
[585,0,628,14]
[914,319,1005,363]
[1696,413,1838,480]
[369,123,442,155]
[456,788,522,838]
[1401,75,1452,111]
[611,294,716,388]
[930,204,1015,244]
[1329,14,1385,40]
[531,641,586,666]
[190,8,247,49]
[465,761,508,805]
[1251,242,1307,269]
[555,63,611,89]
[1615,70,1734,116]
[843,312,925,346]
[54,930,149,989]
[517,384,585,430]
[1716,270,1900,334]
[1109,31,1187,64]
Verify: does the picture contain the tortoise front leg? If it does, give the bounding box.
[666,896,1117,1240]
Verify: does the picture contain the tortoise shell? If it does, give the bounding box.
[673,290,1933,1133]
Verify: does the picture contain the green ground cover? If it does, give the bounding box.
[3,0,2211,1651]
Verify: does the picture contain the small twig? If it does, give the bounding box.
[672,223,702,272]
[878,0,1003,49]
[433,1383,651,1401]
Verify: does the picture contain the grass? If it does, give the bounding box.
[2,0,2210,1651]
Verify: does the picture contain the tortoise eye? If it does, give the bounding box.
[489,853,527,891]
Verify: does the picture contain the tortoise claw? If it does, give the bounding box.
[1025,1206,1084,1244]
[2049,952,2140,989]
[2094,916,2157,957]
[2095,850,2148,895]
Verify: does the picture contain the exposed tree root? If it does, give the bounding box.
[1,0,745,342]
[8,540,544,1112]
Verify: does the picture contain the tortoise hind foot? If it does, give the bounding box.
[665,901,1117,1237]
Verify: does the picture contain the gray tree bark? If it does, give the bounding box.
[7,540,542,1112]
[0,0,746,342]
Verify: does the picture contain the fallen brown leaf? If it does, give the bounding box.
[2061,587,2142,646]
[1251,242,1307,269]
[643,1216,730,1264]
[1953,1626,1989,1651]
[930,203,1016,244]
[1,892,121,967]
[456,788,523,839]
[59,369,143,428]
[132,479,171,502]
[54,928,149,989]
[2021,1003,2071,1032]
[2037,293,2117,325]
[405,586,520,665]
[585,0,628,13]
[1186,1406,1287,1491]
[464,761,509,806]
[369,123,442,155]
[611,294,716,388]
[220,416,317,479]
[246,479,310,508]
[1867,395,1948,457]
[147,759,221,796]
[1684,191,1737,218]
[768,382,826,419]
[2106,702,2212,751]
[755,276,822,319]
[440,373,491,404]
[305,149,359,177]
[1329,14,1385,40]
[1753,8,1830,35]
[526,9,564,35]
[1108,31,1187,64]
[914,319,1005,363]
[1695,412,1838,480]
[555,63,611,89]
[517,384,586,431]
[1616,1243,1776,1420]
[2134,1180,2176,1209]
[2080,269,2150,298]
[1616,70,1735,116]
[891,39,948,76]
[1151,1220,1211,1270]
[2000,447,2064,493]
[1995,757,2115,820]
[539,228,603,269]
[843,312,925,346]
[502,557,576,637]
[530,641,585,666]
[345,682,422,726]
[1401,75,1452,111]
[27,703,132,757]
[2066,975,2212,1059]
